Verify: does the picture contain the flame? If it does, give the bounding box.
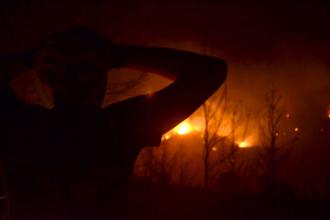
[161,134,171,141]
[236,135,256,148]
[174,121,193,135]
[238,141,250,148]
[162,120,201,139]
[161,114,259,146]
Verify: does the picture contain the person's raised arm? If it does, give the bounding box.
[110,44,227,136]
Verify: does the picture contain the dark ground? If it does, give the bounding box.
[128,180,330,220]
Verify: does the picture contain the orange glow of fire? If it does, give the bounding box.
[238,141,250,148]
[236,135,256,148]
[162,120,199,141]
[162,120,201,140]
[174,121,194,135]
[161,116,258,148]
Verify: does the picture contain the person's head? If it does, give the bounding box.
[35,27,113,107]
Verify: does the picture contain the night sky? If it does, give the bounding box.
[1,0,329,189]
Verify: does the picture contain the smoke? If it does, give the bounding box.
[2,0,329,189]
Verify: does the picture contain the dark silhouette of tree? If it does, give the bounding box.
[227,101,249,173]
[201,85,252,188]
[134,140,176,185]
[258,87,298,191]
[201,86,227,187]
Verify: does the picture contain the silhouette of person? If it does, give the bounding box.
[0,28,227,219]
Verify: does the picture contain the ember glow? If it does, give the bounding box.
[174,121,193,135]
[237,141,250,148]
[161,116,258,149]
[162,120,196,140]
[169,120,201,136]
[164,134,171,140]
[285,113,291,119]
[235,135,257,148]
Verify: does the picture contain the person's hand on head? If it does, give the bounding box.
[34,27,117,84]
[34,27,117,107]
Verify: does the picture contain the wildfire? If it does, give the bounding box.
[174,121,194,135]
[161,118,257,149]
[162,120,197,140]
[238,141,250,148]
[236,135,256,148]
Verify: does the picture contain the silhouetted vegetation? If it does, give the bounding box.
[131,86,329,220]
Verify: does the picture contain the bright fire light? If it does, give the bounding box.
[238,141,250,148]
[161,116,258,148]
[174,121,193,135]
[162,120,199,140]
[161,134,171,141]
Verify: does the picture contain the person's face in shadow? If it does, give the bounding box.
[34,28,115,108]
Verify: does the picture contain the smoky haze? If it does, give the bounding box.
[1,0,329,189]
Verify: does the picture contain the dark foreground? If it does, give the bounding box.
[128,181,330,220]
